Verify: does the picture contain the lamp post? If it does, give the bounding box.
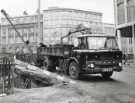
[38,0,43,43]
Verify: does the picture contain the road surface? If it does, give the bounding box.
[0,65,135,103]
[74,65,135,103]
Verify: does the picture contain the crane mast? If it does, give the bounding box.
[1,9,33,54]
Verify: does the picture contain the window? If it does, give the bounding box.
[29,28,34,42]
[105,38,119,49]
[87,37,106,49]
[117,0,125,24]
[23,28,27,41]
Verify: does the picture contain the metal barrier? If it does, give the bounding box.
[16,54,37,65]
[0,54,14,95]
[16,53,47,68]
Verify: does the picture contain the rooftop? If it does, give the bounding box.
[43,7,102,16]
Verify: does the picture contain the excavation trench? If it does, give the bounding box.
[14,69,54,89]
[14,59,72,89]
[13,64,60,89]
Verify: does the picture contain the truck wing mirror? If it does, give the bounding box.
[73,38,79,47]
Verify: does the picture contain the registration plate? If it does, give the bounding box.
[103,68,113,72]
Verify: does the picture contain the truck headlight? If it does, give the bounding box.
[90,63,94,68]
[64,51,69,55]
[119,62,122,67]
[88,63,95,68]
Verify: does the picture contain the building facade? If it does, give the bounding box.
[0,8,114,53]
[114,0,135,60]
[103,23,115,35]
[0,24,2,48]
[43,8,103,44]
[1,15,43,53]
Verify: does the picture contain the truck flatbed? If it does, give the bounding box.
[38,44,73,57]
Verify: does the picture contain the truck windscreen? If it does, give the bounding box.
[87,37,119,50]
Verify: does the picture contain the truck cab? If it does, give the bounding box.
[68,34,123,79]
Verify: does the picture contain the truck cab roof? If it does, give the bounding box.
[76,34,115,38]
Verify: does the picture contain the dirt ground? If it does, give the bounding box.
[0,83,99,103]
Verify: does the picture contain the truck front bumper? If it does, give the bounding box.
[82,66,122,74]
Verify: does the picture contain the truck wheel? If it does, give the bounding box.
[69,62,80,79]
[101,72,113,79]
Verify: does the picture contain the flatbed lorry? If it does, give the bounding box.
[37,33,123,79]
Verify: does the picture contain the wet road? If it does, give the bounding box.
[74,65,135,103]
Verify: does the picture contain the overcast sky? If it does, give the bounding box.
[0,0,114,23]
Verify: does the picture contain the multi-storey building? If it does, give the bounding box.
[0,24,1,46]
[42,8,103,44]
[103,23,115,35]
[1,15,43,53]
[114,0,135,60]
[0,7,114,53]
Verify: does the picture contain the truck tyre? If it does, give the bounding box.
[101,72,113,79]
[69,62,80,79]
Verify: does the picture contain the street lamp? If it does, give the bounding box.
[38,0,43,43]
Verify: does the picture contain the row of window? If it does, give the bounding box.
[117,0,135,24]
[121,37,133,44]
[122,46,133,54]
[121,37,133,54]
[117,0,134,6]
[43,20,102,28]
[43,12,101,21]
[104,27,115,34]
[43,16,101,22]
[127,5,135,22]
[2,27,40,44]
[43,25,102,33]
[1,15,42,25]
